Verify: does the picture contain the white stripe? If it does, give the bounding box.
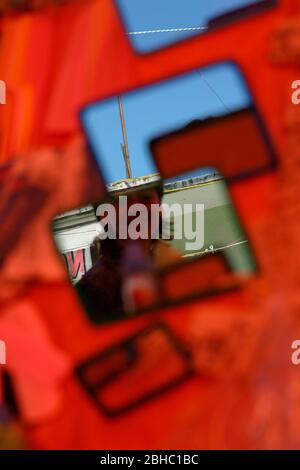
[182,240,249,258]
[128,26,208,35]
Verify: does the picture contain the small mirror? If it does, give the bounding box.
[115,0,277,53]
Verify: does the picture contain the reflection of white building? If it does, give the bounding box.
[52,205,101,284]
[53,173,223,283]
[53,175,163,283]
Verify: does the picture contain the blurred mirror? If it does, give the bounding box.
[115,0,277,53]
[151,107,276,181]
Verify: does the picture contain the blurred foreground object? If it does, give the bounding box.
[0,300,71,423]
[0,423,26,450]
[0,0,74,13]
[0,405,26,449]
[0,137,103,302]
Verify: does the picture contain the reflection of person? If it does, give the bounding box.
[76,237,127,322]
[76,188,181,323]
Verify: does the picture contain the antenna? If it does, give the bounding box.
[118,95,133,179]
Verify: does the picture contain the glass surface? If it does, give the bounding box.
[115,0,276,53]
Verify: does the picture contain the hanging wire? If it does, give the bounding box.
[127,26,208,35]
[182,240,249,258]
[199,73,231,112]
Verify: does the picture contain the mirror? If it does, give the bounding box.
[81,61,252,185]
[115,0,277,53]
[52,61,276,324]
[151,107,277,181]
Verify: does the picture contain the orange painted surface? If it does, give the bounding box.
[1,0,300,450]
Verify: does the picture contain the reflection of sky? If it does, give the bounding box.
[81,62,251,185]
[116,0,268,52]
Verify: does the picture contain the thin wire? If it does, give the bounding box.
[182,240,249,258]
[127,26,208,35]
[199,73,231,112]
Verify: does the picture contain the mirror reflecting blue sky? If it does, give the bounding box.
[116,0,273,53]
[81,62,251,185]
